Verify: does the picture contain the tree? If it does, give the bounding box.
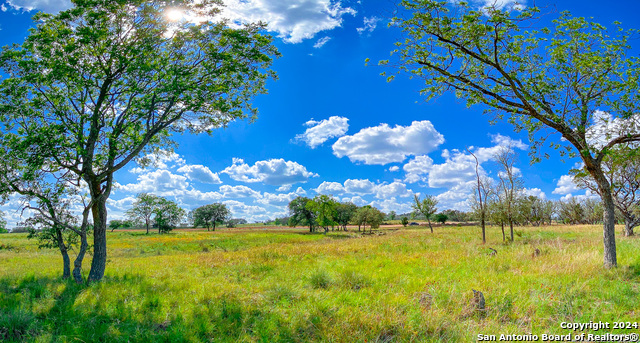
[108,219,133,232]
[434,213,447,224]
[353,206,385,233]
[306,195,338,233]
[401,216,409,227]
[574,146,640,236]
[335,202,358,231]
[0,0,278,281]
[386,1,640,267]
[192,203,230,232]
[288,197,316,232]
[226,218,247,228]
[412,194,438,233]
[495,146,523,241]
[153,198,185,234]
[126,193,161,234]
[469,149,491,243]
[388,211,397,221]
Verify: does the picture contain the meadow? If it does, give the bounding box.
[0,224,639,342]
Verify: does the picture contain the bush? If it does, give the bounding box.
[401,217,409,227]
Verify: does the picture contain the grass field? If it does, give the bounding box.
[1,224,639,342]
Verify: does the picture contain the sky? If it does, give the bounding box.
[1,0,639,226]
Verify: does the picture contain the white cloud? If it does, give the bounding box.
[313,36,331,48]
[5,0,72,13]
[435,181,476,212]
[403,155,434,183]
[586,111,640,150]
[522,188,546,199]
[220,0,356,43]
[370,197,412,215]
[341,196,367,206]
[118,169,189,194]
[356,16,380,34]
[315,181,345,195]
[219,185,262,199]
[257,187,306,206]
[332,121,445,165]
[1,4,7,11]
[223,200,269,221]
[388,166,400,172]
[276,184,292,192]
[374,181,412,199]
[221,158,318,186]
[295,116,349,148]
[343,178,375,194]
[428,151,479,189]
[177,165,222,184]
[553,175,581,195]
[136,150,186,170]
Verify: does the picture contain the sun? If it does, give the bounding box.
[166,8,183,21]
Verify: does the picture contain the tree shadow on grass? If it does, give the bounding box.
[0,274,303,342]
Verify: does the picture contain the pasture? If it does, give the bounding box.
[1,224,639,342]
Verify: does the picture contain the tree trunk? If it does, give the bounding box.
[587,163,617,268]
[73,231,88,284]
[501,222,505,242]
[509,219,514,242]
[481,212,486,244]
[427,218,433,233]
[145,219,149,234]
[60,245,71,279]
[88,196,108,282]
[624,221,634,237]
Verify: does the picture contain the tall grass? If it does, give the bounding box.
[0,224,638,342]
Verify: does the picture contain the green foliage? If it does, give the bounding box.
[192,203,230,231]
[401,217,409,227]
[0,0,279,281]
[127,193,162,234]
[288,197,316,232]
[434,213,448,224]
[334,202,358,230]
[108,219,133,232]
[306,195,338,232]
[353,205,385,231]
[153,198,185,234]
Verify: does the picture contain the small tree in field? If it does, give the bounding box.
[353,206,385,233]
[401,216,409,227]
[412,194,438,233]
[109,219,133,232]
[306,195,338,233]
[192,203,230,232]
[386,0,640,268]
[126,193,161,234]
[153,198,185,234]
[434,213,447,224]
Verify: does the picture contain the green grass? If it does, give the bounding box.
[0,225,639,342]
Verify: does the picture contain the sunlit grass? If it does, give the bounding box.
[1,224,638,342]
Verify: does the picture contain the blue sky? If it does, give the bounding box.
[1,0,639,225]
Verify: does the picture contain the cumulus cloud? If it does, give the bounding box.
[221,158,318,186]
[315,181,345,195]
[522,188,546,199]
[135,150,186,170]
[220,0,356,43]
[5,0,72,13]
[118,169,190,194]
[343,179,375,194]
[553,175,581,195]
[295,116,349,148]
[370,197,412,214]
[403,155,434,183]
[356,16,381,34]
[435,181,476,212]
[257,187,307,206]
[388,166,400,172]
[219,185,262,199]
[177,165,222,184]
[332,121,445,165]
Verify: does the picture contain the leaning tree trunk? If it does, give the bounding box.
[623,221,634,237]
[73,231,89,284]
[88,196,108,282]
[481,212,486,244]
[427,218,433,233]
[57,231,71,279]
[509,218,514,242]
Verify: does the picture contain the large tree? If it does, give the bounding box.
[0,0,279,281]
[288,196,316,232]
[192,203,229,231]
[306,195,338,233]
[153,198,185,234]
[386,0,640,267]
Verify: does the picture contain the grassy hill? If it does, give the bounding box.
[1,224,639,342]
